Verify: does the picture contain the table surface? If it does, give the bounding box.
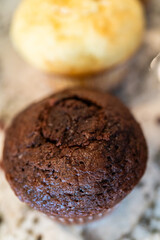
[0,1,160,240]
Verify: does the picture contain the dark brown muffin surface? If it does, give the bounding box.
[3,89,147,220]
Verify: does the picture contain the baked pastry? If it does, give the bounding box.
[11,0,145,77]
[3,89,147,224]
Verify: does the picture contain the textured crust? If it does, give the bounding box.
[11,0,145,75]
[3,89,148,220]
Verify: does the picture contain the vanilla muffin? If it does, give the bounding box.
[11,0,145,77]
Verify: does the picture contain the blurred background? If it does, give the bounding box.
[0,0,160,240]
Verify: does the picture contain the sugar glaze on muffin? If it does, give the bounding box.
[3,89,147,223]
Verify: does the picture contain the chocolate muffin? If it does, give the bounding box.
[3,89,147,224]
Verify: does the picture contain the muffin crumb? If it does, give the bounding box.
[36,235,42,240]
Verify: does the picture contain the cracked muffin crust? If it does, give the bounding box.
[3,89,147,223]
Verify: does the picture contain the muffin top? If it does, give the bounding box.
[11,0,144,75]
[3,89,147,218]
